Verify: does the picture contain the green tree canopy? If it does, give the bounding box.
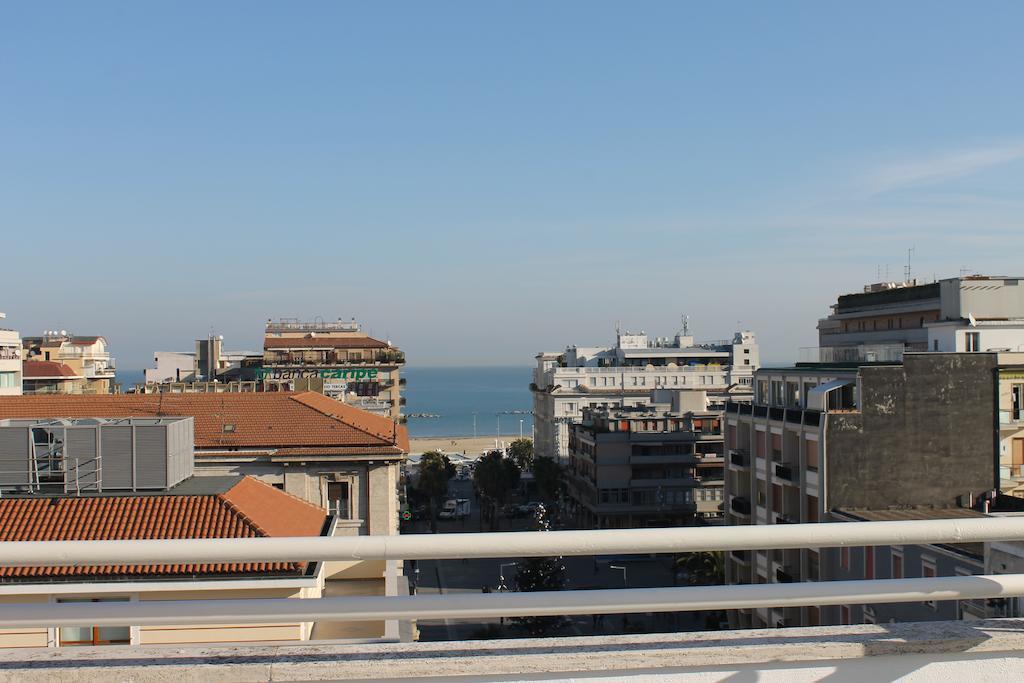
[418,450,455,533]
[473,450,521,530]
[512,505,567,636]
[532,455,563,503]
[675,551,724,586]
[508,438,534,470]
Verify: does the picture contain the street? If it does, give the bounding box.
[404,477,708,641]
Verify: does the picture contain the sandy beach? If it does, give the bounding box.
[408,435,529,456]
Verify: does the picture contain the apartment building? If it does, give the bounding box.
[0,314,21,396]
[999,362,1024,489]
[143,334,259,386]
[723,352,1000,629]
[812,275,1024,363]
[566,390,724,528]
[21,332,116,394]
[259,318,405,420]
[533,327,758,462]
[0,392,409,540]
[0,475,333,648]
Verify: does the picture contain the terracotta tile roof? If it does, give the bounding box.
[22,361,81,379]
[263,335,391,350]
[0,391,407,454]
[0,477,326,581]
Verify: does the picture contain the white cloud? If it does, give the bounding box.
[869,141,1024,194]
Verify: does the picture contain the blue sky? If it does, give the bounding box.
[3,2,1024,368]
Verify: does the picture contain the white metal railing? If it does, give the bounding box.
[4,518,1024,629]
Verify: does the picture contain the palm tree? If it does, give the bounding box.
[675,551,724,586]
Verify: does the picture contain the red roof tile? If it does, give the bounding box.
[0,477,326,580]
[0,392,407,454]
[22,361,80,379]
[263,335,391,350]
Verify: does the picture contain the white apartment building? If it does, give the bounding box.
[810,275,1024,362]
[532,327,758,461]
[0,313,21,396]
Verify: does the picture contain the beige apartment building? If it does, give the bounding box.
[260,318,405,420]
[0,314,21,396]
[21,332,116,394]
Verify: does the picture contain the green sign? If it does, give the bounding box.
[255,367,380,381]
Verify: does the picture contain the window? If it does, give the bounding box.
[0,372,16,389]
[806,495,818,522]
[327,481,351,519]
[892,550,903,579]
[58,597,131,646]
[922,558,937,608]
[865,546,875,580]
[806,442,818,471]
[1014,384,1024,421]
[785,381,800,407]
[965,332,980,352]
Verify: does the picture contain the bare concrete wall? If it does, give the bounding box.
[826,353,997,509]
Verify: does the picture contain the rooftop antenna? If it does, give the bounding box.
[960,266,973,277]
[904,246,915,282]
[682,315,690,337]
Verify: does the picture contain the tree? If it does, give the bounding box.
[508,438,534,470]
[473,450,520,530]
[675,551,724,586]
[532,455,563,504]
[511,505,567,636]
[418,451,455,533]
[674,551,726,630]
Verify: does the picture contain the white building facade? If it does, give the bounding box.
[0,314,21,396]
[532,328,758,462]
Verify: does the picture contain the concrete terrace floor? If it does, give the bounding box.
[2,619,1024,681]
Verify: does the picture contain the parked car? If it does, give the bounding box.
[438,499,459,520]
[439,498,471,520]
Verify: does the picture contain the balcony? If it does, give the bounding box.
[798,344,905,364]
[774,463,794,481]
[3,519,1024,679]
[729,449,748,467]
[730,496,751,515]
[776,566,796,583]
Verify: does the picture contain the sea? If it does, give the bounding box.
[116,366,534,439]
[402,366,534,438]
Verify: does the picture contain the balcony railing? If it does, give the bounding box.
[774,463,794,481]
[797,344,905,364]
[5,518,1024,642]
[730,496,751,515]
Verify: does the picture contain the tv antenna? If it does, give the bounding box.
[904,246,915,282]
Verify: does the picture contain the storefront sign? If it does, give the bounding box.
[255,367,380,381]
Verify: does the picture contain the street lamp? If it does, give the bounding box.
[609,565,628,588]
[498,562,519,592]
[519,419,524,439]
[610,564,628,628]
